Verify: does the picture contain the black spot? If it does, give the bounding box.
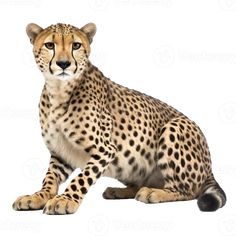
[145,152,151,160]
[136,144,141,152]
[170,127,176,132]
[124,150,131,157]
[99,146,105,153]
[117,144,123,151]
[187,164,192,171]
[85,145,96,153]
[159,163,168,170]
[169,134,175,142]
[69,132,75,137]
[87,178,93,186]
[197,175,201,182]
[84,171,90,176]
[184,145,189,151]
[133,131,138,137]
[169,160,175,169]
[179,124,185,130]
[161,144,167,150]
[141,149,146,156]
[81,187,87,194]
[121,133,126,140]
[168,148,173,156]
[128,157,135,165]
[99,159,107,167]
[112,157,118,166]
[176,166,180,173]
[191,173,196,179]
[71,184,77,191]
[181,158,185,167]
[128,125,133,131]
[174,152,179,160]
[129,140,135,146]
[79,179,84,186]
[96,172,101,178]
[194,163,198,171]
[159,137,165,145]
[186,154,191,161]
[92,166,99,173]
[73,194,79,200]
[121,118,126,124]
[158,152,164,159]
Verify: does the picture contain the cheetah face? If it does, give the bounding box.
[26,23,96,81]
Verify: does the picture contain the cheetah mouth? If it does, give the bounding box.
[58,72,69,77]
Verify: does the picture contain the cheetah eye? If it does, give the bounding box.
[72,42,81,50]
[45,42,55,50]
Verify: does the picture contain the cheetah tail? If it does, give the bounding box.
[197,173,226,211]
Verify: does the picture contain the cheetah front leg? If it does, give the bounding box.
[12,155,74,211]
[43,147,115,215]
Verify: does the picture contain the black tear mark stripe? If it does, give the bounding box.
[71,35,78,74]
[62,34,65,51]
[49,34,55,74]
[51,155,74,171]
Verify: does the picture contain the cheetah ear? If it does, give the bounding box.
[81,23,96,44]
[26,23,43,44]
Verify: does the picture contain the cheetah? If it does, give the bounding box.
[12,23,226,215]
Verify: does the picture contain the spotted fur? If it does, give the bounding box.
[12,23,226,214]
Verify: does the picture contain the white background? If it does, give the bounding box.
[0,0,236,235]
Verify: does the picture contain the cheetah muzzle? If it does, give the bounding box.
[12,22,226,215]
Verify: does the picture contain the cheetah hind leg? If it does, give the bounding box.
[135,187,193,204]
[103,186,139,199]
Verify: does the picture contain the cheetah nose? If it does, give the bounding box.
[56,60,71,70]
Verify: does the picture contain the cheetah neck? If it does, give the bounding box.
[45,78,77,107]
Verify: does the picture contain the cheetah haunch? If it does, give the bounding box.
[13,23,226,214]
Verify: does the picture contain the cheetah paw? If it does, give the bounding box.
[135,187,158,204]
[12,191,50,210]
[43,195,79,215]
[102,187,118,199]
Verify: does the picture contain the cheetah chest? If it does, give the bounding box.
[43,118,90,170]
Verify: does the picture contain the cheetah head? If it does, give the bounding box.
[26,23,96,81]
